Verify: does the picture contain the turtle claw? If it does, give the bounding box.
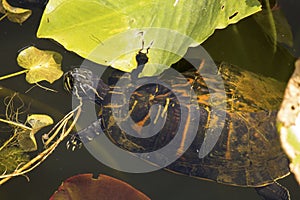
[66,134,83,151]
[255,182,290,200]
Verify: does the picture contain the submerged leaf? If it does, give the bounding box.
[50,174,150,200]
[277,58,300,184]
[17,46,63,84]
[37,0,261,75]
[17,114,53,152]
[17,129,37,152]
[0,147,29,174]
[0,0,32,24]
[253,3,293,48]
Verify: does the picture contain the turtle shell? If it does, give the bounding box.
[165,63,290,187]
[71,62,290,187]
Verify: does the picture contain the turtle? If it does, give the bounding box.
[63,49,291,200]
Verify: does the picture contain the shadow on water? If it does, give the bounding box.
[0,0,299,199]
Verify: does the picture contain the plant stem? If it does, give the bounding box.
[0,132,15,151]
[0,70,29,81]
[0,118,32,131]
[0,13,7,22]
[265,0,277,53]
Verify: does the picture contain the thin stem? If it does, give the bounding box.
[0,132,17,151]
[0,13,7,22]
[264,0,277,53]
[43,110,73,146]
[0,70,29,81]
[0,118,32,131]
[35,82,57,93]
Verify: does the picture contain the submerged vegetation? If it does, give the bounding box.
[0,93,82,185]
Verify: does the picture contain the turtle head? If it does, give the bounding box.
[63,68,108,102]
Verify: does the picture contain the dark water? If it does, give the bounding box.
[0,0,299,199]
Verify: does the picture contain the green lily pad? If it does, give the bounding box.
[0,0,32,24]
[17,114,53,152]
[17,46,63,84]
[277,58,300,184]
[37,0,261,75]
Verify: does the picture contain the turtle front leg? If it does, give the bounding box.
[255,182,290,200]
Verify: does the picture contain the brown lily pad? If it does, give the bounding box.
[50,174,150,200]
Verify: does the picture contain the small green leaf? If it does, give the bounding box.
[277,58,300,184]
[27,114,54,131]
[17,114,53,152]
[17,129,37,152]
[0,0,32,24]
[17,46,63,84]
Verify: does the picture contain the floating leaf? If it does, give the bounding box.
[17,114,53,152]
[17,46,63,84]
[0,0,32,24]
[27,114,54,131]
[50,174,150,200]
[37,0,261,76]
[277,58,300,184]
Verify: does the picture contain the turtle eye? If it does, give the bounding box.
[63,68,98,99]
[63,71,75,93]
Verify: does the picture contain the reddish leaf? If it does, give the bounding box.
[50,174,150,200]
